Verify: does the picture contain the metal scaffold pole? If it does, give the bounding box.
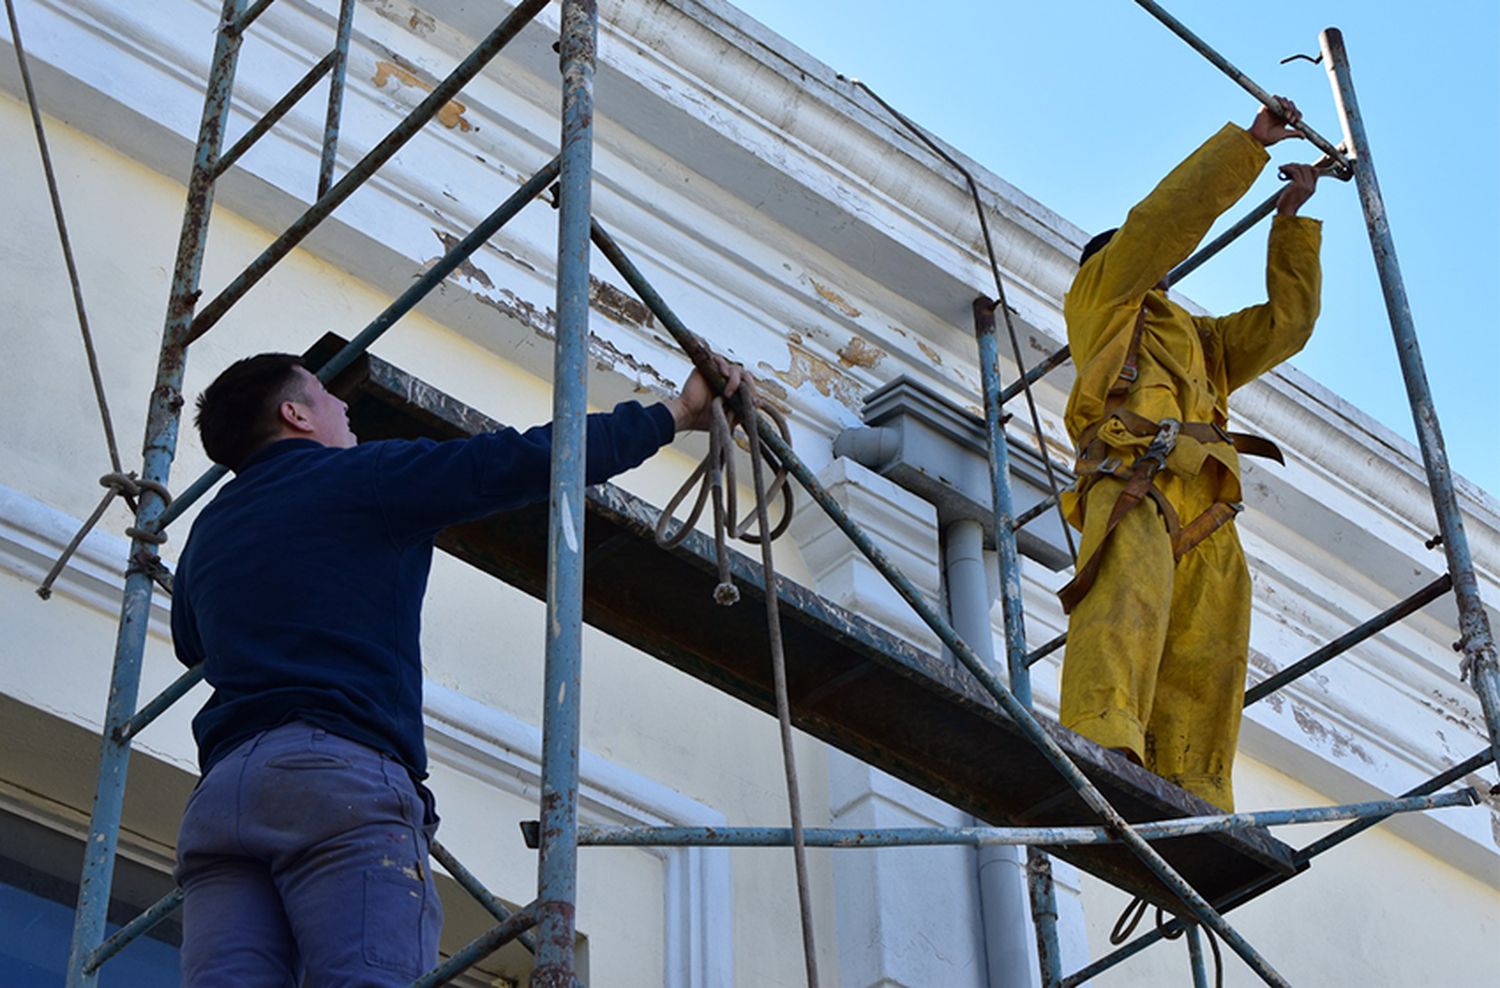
[531,0,599,984]
[1320,27,1500,767]
[63,3,248,983]
[974,297,1064,986]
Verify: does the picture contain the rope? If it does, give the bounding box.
[5,0,127,481]
[846,76,1078,564]
[1110,894,1224,988]
[654,396,793,603]
[37,473,172,600]
[654,378,817,987]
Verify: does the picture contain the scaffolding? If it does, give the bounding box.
[9,0,1492,985]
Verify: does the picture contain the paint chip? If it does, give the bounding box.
[373,60,472,132]
[809,279,861,318]
[837,336,885,369]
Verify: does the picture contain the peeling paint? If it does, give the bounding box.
[589,277,656,329]
[365,0,435,36]
[373,60,473,132]
[1291,703,1374,764]
[431,230,494,289]
[759,341,864,411]
[474,287,554,339]
[471,289,675,392]
[496,246,536,273]
[588,334,673,391]
[917,340,943,366]
[837,336,885,369]
[809,278,861,319]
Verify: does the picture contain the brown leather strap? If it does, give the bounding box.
[1058,463,1179,615]
[1077,408,1284,465]
[1106,303,1149,399]
[1173,501,1242,560]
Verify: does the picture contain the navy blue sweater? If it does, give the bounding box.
[172,400,676,778]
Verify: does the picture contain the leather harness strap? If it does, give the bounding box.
[1058,457,1177,615]
[1060,306,1283,612]
[1077,408,1285,466]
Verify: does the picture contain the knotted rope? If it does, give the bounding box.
[37,472,173,600]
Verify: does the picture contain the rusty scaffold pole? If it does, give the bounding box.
[1319,27,1500,769]
[62,3,250,983]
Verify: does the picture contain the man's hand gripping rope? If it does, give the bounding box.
[654,350,793,604]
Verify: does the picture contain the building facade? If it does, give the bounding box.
[0,1,1495,984]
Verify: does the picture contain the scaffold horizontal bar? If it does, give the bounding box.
[998,342,1074,405]
[544,790,1475,849]
[81,887,183,974]
[1134,0,1350,169]
[1063,750,1494,986]
[1294,749,1493,864]
[213,50,337,179]
[410,900,539,988]
[1244,574,1452,706]
[186,0,551,344]
[1160,187,1280,290]
[1013,493,1060,532]
[430,841,536,955]
[1005,176,1302,404]
[114,664,205,743]
[1027,631,1067,668]
[155,154,560,532]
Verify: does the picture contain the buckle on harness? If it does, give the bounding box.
[1137,418,1180,472]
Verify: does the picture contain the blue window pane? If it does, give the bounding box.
[0,882,180,987]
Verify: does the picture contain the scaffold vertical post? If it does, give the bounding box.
[1185,925,1211,988]
[1321,27,1500,765]
[531,1,598,984]
[63,3,247,984]
[974,297,1062,987]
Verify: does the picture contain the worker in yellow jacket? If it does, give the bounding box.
[1057,100,1323,811]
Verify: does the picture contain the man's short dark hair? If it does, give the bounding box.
[195,353,310,470]
[1079,227,1119,268]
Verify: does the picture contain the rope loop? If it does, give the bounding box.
[653,384,794,606]
[36,472,173,599]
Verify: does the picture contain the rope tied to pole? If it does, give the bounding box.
[37,473,173,600]
[655,374,818,986]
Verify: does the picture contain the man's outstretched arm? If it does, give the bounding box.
[374,354,749,539]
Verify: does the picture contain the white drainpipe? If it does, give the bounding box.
[943,518,1041,988]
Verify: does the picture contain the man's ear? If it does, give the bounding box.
[278,399,313,434]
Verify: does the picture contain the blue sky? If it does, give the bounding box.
[731,1,1499,500]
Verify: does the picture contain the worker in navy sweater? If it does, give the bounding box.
[171,350,742,986]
